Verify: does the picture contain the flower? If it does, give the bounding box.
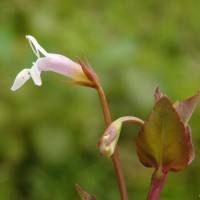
[11,35,92,91]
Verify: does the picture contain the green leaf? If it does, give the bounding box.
[136,96,190,172]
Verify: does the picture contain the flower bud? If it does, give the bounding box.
[99,116,144,157]
[99,119,122,157]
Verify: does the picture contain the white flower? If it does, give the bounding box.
[11,35,91,91]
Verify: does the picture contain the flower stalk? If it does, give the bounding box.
[77,55,129,200]
[96,84,129,200]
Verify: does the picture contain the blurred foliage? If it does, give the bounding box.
[0,0,200,199]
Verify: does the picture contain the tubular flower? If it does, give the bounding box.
[11,35,92,91]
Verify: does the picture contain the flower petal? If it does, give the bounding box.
[30,62,42,86]
[11,69,31,91]
[26,35,48,57]
[36,54,91,83]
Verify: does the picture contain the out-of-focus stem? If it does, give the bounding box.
[147,169,167,200]
[96,84,128,200]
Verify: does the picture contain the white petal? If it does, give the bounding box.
[30,62,42,86]
[11,69,31,91]
[26,35,48,57]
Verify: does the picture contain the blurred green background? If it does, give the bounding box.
[1,0,200,199]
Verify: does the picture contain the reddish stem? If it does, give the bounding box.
[96,85,128,200]
[147,169,167,200]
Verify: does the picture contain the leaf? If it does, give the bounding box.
[185,126,195,164]
[75,184,96,200]
[173,91,199,125]
[154,86,163,103]
[136,96,190,172]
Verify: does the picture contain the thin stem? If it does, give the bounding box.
[147,169,167,200]
[96,84,128,200]
[96,85,111,126]
[118,116,144,127]
[111,149,128,200]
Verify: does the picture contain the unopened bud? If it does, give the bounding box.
[99,119,122,157]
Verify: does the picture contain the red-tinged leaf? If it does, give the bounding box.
[75,184,96,200]
[136,96,190,172]
[154,86,160,103]
[154,86,164,103]
[173,91,199,125]
[185,126,195,164]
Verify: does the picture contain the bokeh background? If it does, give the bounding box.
[1,0,200,199]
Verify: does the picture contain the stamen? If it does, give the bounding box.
[26,35,48,57]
